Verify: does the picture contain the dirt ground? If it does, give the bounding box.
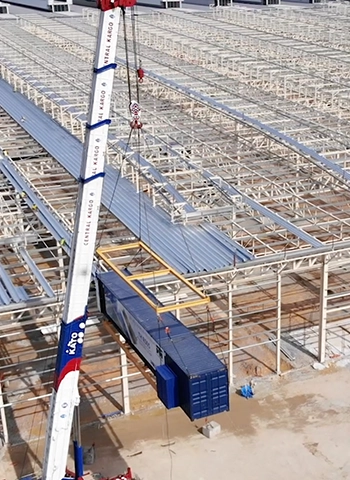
[1,361,350,480]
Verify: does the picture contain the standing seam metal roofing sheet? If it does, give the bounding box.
[5,0,51,10]
[0,79,252,273]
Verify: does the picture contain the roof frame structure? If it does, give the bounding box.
[3,13,350,258]
[2,5,350,446]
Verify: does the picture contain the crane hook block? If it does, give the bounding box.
[129,100,143,129]
[98,0,136,11]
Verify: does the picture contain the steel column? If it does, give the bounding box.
[119,336,130,415]
[318,255,329,363]
[276,273,282,375]
[0,374,9,445]
[228,282,234,386]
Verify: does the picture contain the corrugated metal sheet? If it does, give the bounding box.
[1,58,192,215]
[0,79,253,273]
[0,283,11,306]
[19,247,56,298]
[168,356,228,420]
[5,0,51,10]
[0,263,22,303]
[0,158,73,253]
[0,262,30,303]
[0,225,55,306]
[1,58,252,262]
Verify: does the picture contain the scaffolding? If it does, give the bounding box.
[1,2,350,456]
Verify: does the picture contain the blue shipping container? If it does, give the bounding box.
[97,271,229,420]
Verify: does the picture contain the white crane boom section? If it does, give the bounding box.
[42,6,122,479]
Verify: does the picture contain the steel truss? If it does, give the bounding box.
[2,14,350,255]
[1,4,350,450]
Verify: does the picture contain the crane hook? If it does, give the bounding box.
[136,60,144,83]
[129,100,143,129]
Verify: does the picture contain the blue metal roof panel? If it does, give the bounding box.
[0,79,252,273]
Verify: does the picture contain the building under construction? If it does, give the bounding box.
[1,0,350,465]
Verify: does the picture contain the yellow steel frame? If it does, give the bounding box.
[97,241,210,314]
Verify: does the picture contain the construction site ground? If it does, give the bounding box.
[1,360,350,480]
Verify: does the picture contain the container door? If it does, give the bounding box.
[189,376,210,420]
[209,370,229,415]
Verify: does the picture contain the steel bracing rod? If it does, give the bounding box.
[42,6,121,480]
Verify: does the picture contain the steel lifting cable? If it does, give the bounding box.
[122,7,132,106]
[95,129,133,249]
[97,8,142,249]
[122,6,143,130]
[118,3,151,273]
[131,6,143,103]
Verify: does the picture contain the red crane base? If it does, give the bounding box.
[98,0,137,10]
[65,467,133,480]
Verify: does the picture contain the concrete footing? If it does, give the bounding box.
[202,421,221,439]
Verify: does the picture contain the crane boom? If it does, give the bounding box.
[42,2,135,478]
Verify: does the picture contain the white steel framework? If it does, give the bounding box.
[1,3,350,470]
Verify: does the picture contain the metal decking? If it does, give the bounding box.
[5,0,72,12]
[0,79,252,274]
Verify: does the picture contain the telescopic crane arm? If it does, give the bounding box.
[42,1,135,479]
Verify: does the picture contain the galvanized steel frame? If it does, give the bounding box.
[1,3,350,448]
